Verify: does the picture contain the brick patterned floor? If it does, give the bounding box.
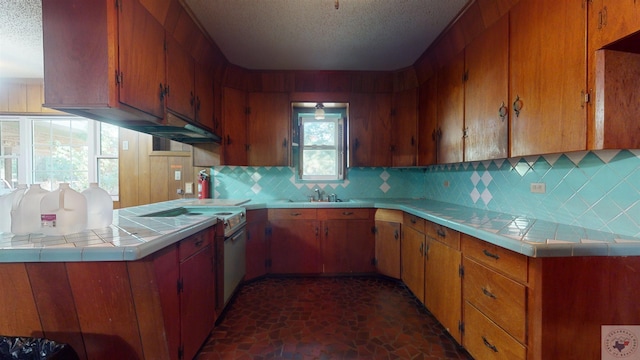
[196,276,472,359]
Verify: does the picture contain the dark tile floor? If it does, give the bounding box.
[196,276,473,360]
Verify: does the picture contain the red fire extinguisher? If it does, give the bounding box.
[198,170,210,199]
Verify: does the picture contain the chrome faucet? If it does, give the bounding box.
[313,188,322,201]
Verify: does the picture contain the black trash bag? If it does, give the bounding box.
[0,336,79,360]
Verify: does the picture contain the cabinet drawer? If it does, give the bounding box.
[463,258,526,343]
[375,209,403,223]
[179,229,211,261]
[463,301,526,360]
[425,222,460,250]
[268,208,317,220]
[403,212,425,233]
[318,208,370,220]
[461,234,528,283]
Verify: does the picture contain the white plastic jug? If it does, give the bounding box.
[0,184,27,233]
[40,183,87,236]
[82,183,113,229]
[11,184,49,235]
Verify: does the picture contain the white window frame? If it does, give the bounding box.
[297,109,346,181]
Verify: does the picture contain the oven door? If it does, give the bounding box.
[223,225,246,305]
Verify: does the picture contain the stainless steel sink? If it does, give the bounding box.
[140,207,223,217]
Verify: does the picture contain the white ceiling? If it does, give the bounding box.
[0,0,469,78]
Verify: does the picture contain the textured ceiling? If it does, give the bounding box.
[185,0,469,71]
[0,0,469,78]
[0,0,43,78]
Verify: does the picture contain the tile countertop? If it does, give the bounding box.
[1,198,639,263]
[0,198,251,263]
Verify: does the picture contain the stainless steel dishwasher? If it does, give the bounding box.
[213,208,247,306]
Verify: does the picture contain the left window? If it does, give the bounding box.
[0,116,119,199]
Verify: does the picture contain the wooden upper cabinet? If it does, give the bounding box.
[509,0,587,157]
[391,88,418,167]
[118,0,166,119]
[195,62,216,133]
[417,77,437,166]
[247,92,290,166]
[589,0,640,50]
[464,15,509,162]
[349,93,393,167]
[165,33,195,121]
[222,87,248,165]
[42,0,165,122]
[436,51,465,164]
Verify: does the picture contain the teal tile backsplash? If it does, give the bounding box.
[212,149,639,238]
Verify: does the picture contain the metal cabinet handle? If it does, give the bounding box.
[482,336,498,352]
[482,287,497,299]
[436,228,446,237]
[290,212,302,216]
[342,211,354,216]
[419,242,424,255]
[513,95,523,118]
[410,217,417,224]
[394,229,399,240]
[483,249,500,260]
[498,101,508,121]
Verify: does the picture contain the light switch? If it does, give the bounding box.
[174,170,181,181]
[122,140,129,150]
[185,182,193,194]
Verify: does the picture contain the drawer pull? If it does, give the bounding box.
[436,228,446,237]
[410,217,417,224]
[194,239,204,247]
[482,336,499,352]
[342,211,354,216]
[482,287,497,299]
[290,212,302,216]
[483,249,500,260]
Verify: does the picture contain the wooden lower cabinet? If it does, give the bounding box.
[268,209,320,274]
[246,209,268,280]
[318,208,375,274]
[402,213,426,303]
[461,234,528,360]
[424,222,462,343]
[374,209,402,279]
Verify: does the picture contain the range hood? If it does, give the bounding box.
[125,114,221,144]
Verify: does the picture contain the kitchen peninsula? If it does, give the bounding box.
[1,198,639,359]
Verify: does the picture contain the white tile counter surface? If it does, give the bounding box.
[1,198,639,262]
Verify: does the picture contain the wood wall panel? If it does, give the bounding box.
[25,263,87,359]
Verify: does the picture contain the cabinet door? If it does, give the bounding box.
[195,62,215,132]
[374,220,401,279]
[417,77,438,166]
[222,87,248,165]
[119,0,165,119]
[165,33,195,121]
[436,51,464,164]
[464,15,509,162]
[510,0,586,157]
[425,238,462,344]
[391,88,418,166]
[322,219,375,274]
[247,92,290,166]
[180,245,214,360]
[349,93,393,167]
[269,219,320,274]
[590,0,640,49]
[246,218,268,280]
[401,226,425,303]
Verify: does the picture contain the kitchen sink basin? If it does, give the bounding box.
[140,207,225,217]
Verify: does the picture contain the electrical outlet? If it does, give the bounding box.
[530,182,546,194]
[176,188,184,195]
[185,182,193,194]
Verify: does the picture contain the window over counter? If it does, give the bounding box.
[0,115,119,200]
[292,103,347,181]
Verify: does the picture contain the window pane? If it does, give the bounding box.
[100,122,119,156]
[303,150,336,176]
[32,118,89,190]
[303,121,335,146]
[98,158,119,197]
[0,119,20,192]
